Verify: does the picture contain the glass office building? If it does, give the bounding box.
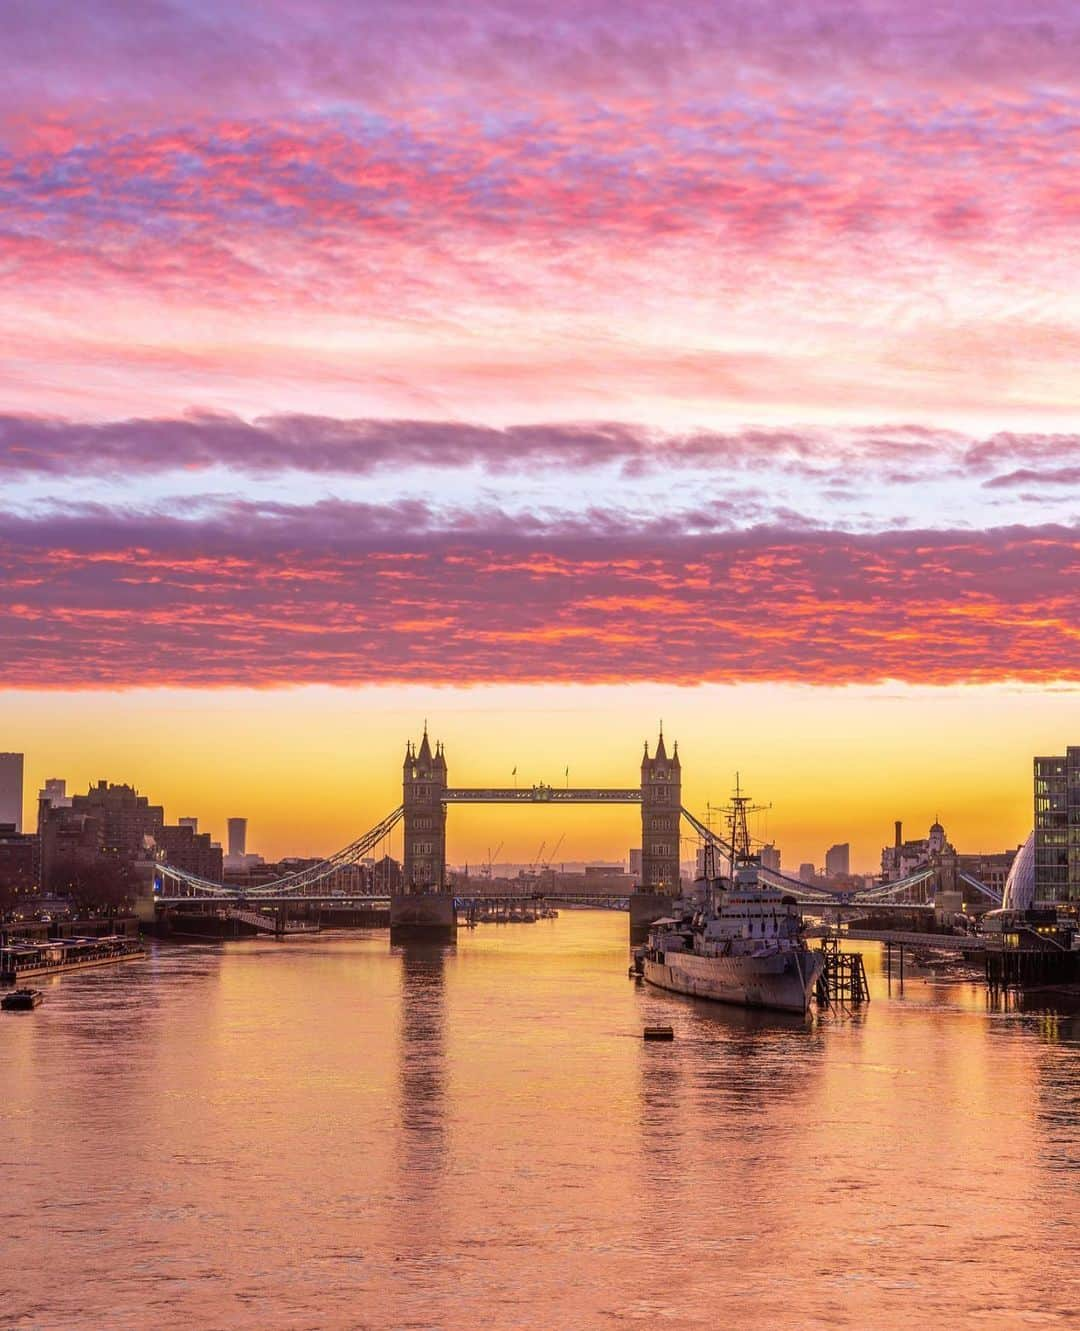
[1033,747,1080,905]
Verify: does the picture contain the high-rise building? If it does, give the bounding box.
[0,752,24,833]
[1033,747,1080,904]
[227,818,248,859]
[799,862,817,884]
[759,843,781,872]
[39,781,164,891]
[629,848,643,877]
[178,817,199,833]
[825,843,850,878]
[38,778,71,810]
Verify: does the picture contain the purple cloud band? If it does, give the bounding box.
[1,412,1077,486]
[5,0,1079,121]
[0,502,1076,687]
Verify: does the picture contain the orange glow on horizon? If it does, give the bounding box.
[1,680,1074,875]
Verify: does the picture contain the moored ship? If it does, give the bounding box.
[636,784,823,1015]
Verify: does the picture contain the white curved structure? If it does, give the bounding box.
[1002,832,1035,911]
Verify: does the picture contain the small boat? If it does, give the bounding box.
[2,987,44,1011]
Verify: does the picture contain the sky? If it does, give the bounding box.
[1,1,1078,870]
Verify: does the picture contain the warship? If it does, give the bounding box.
[635,783,823,1014]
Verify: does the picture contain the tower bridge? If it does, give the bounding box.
[151,728,1002,939]
[399,727,680,901]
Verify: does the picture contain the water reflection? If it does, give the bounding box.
[394,941,450,1198]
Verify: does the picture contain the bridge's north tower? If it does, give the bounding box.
[403,729,448,890]
[640,730,681,892]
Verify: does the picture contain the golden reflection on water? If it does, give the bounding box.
[0,914,1077,1330]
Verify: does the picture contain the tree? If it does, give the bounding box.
[48,856,137,914]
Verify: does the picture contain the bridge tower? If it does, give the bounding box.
[640,730,681,892]
[402,728,448,890]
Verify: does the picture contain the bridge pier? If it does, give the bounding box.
[629,891,675,944]
[390,892,457,942]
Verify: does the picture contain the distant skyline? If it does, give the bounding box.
[1,3,1077,871]
[3,682,1070,873]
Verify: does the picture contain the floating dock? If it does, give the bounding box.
[1,935,145,985]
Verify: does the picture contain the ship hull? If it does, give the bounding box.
[643,949,823,1015]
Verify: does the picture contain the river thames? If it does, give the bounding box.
[2,912,1078,1330]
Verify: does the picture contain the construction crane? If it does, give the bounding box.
[542,832,565,870]
[527,840,547,874]
[481,842,504,880]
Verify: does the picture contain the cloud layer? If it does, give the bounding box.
[5,411,1080,486]
[2,20,1079,421]
[2,1,1075,694]
[2,502,1076,688]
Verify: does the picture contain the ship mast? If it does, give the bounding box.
[723,773,770,871]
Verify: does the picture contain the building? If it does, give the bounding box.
[0,823,38,901]
[628,848,642,877]
[799,862,817,885]
[640,731,681,892]
[403,731,448,889]
[227,818,248,859]
[178,817,199,832]
[881,819,952,881]
[759,843,781,873]
[0,753,24,833]
[1002,834,1035,911]
[73,781,163,859]
[38,778,71,814]
[955,848,1021,900]
[1033,747,1080,904]
[825,843,850,878]
[156,823,223,882]
[39,781,164,891]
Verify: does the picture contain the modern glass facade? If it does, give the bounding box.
[1033,747,1080,905]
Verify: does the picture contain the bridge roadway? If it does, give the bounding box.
[154,892,939,918]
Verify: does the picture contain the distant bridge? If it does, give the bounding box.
[152,735,1002,911]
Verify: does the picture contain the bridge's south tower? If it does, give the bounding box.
[403,729,448,890]
[640,731,681,892]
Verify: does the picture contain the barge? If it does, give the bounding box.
[2,988,44,1010]
[1,935,145,985]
